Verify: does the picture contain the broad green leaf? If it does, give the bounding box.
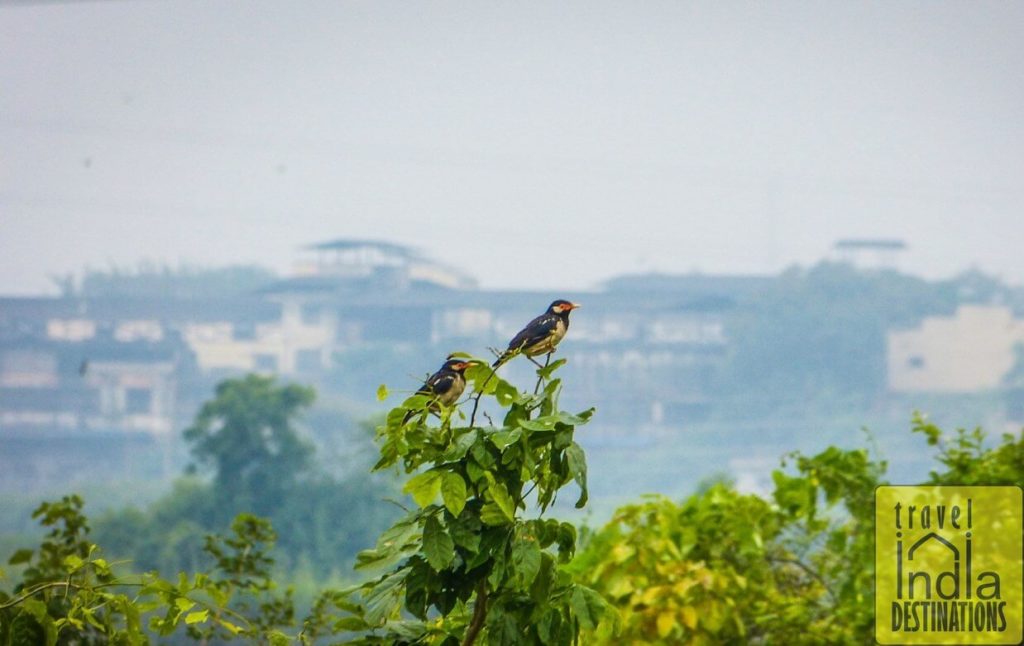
[519,416,558,431]
[448,515,482,553]
[657,611,676,638]
[488,609,519,644]
[570,585,609,631]
[444,430,478,461]
[565,441,588,508]
[466,458,485,483]
[530,553,556,603]
[403,471,442,508]
[555,522,577,561]
[422,515,455,571]
[386,620,433,640]
[511,536,541,588]
[184,610,209,625]
[364,569,409,626]
[376,384,389,401]
[480,502,512,526]
[63,554,84,570]
[332,616,369,631]
[440,471,468,516]
[487,481,516,522]
[681,606,698,629]
[8,548,33,565]
[21,598,58,646]
[494,379,519,406]
[356,517,419,571]
[489,429,522,450]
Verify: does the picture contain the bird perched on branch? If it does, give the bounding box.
[404,358,474,423]
[493,299,581,367]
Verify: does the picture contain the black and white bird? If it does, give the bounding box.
[404,358,473,423]
[493,299,581,368]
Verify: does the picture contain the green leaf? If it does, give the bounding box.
[440,471,468,516]
[218,618,244,635]
[565,441,588,508]
[421,516,455,571]
[530,553,556,603]
[8,549,33,565]
[520,416,558,431]
[376,384,389,401]
[333,616,369,631]
[403,471,442,508]
[184,609,209,625]
[63,554,84,570]
[444,430,478,461]
[570,585,609,630]
[487,480,516,522]
[448,515,482,553]
[489,429,522,450]
[511,536,541,588]
[480,503,512,526]
[555,522,577,561]
[21,598,58,646]
[364,569,409,626]
[466,458,485,483]
[494,379,519,406]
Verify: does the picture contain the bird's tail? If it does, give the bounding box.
[491,352,512,368]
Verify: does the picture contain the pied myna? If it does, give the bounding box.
[404,358,473,423]
[493,299,581,367]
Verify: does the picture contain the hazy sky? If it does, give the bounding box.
[2,1,1022,294]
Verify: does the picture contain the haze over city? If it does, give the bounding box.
[3,1,1023,294]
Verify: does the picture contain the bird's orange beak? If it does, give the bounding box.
[569,302,581,309]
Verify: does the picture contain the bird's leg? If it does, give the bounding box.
[533,353,552,395]
[527,355,546,369]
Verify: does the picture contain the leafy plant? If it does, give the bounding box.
[0,501,295,645]
[304,357,617,644]
[571,444,886,644]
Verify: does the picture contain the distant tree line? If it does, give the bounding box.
[51,262,277,299]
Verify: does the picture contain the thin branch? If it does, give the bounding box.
[0,581,143,610]
[469,365,498,428]
[767,556,836,603]
[461,580,489,646]
[533,353,551,395]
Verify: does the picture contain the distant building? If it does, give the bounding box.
[0,241,776,490]
[292,239,477,291]
[887,305,1024,393]
[0,327,194,489]
[832,238,907,271]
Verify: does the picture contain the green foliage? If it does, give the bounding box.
[185,374,316,515]
[305,357,617,644]
[94,376,396,579]
[571,452,880,646]
[912,411,1024,485]
[4,380,1022,646]
[573,418,1024,645]
[0,501,296,645]
[719,262,960,413]
[54,262,276,299]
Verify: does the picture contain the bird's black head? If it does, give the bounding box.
[441,358,474,373]
[547,299,581,316]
